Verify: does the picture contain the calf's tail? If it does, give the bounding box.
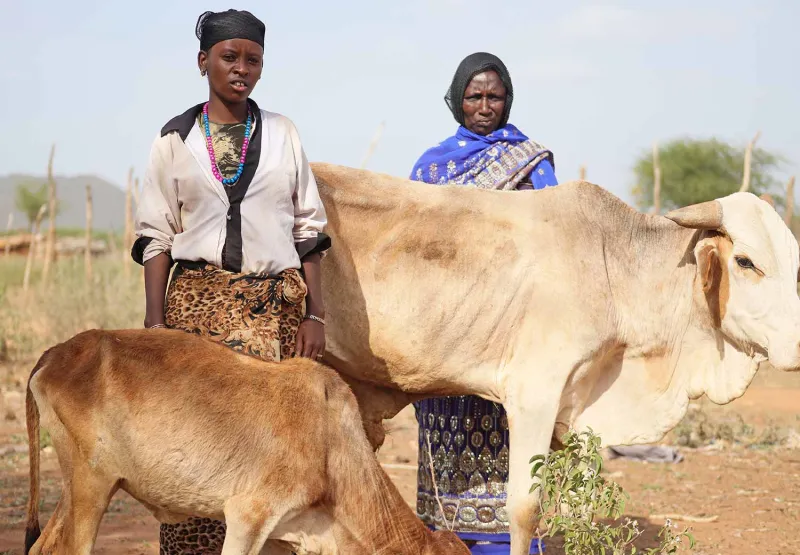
[24,354,47,554]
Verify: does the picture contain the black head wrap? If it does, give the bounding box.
[195,9,265,52]
[444,52,514,128]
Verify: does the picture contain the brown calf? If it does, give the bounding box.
[24,329,468,554]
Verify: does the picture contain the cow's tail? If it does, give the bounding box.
[24,353,48,554]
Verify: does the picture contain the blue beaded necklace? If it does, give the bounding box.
[202,102,252,186]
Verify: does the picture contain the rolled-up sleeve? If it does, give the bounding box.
[288,122,331,259]
[131,134,182,266]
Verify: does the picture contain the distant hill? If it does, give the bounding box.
[0,174,126,232]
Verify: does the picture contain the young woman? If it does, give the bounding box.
[132,10,329,554]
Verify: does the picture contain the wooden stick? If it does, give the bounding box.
[785,176,795,226]
[360,121,386,169]
[424,431,458,531]
[22,204,48,292]
[41,144,57,284]
[3,213,12,258]
[739,131,761,193]
[123,168,133,278]
[650,513,718,524]
[652,142,662,215]
[85,184,93,282]
[579,165,586,181]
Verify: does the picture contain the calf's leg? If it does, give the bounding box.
[29,438,117,555]
[64,465,118,555]
[28,496,67,554]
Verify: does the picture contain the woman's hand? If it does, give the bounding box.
[297,252,326,360]
[295,318,326,360]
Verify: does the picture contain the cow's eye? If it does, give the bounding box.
[736,256,755,270]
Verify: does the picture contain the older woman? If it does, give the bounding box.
[132,9,329,554]
[410,52,557,554]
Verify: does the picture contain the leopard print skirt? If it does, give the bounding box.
[159,261,306,554]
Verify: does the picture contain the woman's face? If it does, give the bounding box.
[461,70,506,135]
[198,39,263,105]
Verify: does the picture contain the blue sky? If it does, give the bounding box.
[0,0,797,204]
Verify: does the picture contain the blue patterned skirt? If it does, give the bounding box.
[415,395,544,553]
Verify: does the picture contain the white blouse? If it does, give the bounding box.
[133,102,328,275]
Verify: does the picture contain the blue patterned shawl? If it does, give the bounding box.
[410,124,557,190]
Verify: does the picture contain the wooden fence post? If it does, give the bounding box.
[785,176,796,226]
[41,144,57,283]
[360,121,386,169]
[133,176,141,211]
[3,213,12,258]
[579,165,586,181]
[739,131,761,193]
[85,184,93,282]
[652,142,662,215]
[123,168,133,278]
[22,204,48,292]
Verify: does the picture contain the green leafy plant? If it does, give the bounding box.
[530,429,695,554]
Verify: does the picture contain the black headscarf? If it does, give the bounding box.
[444,52,514,128]
[195,9,266,52]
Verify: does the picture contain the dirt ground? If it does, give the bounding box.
[1,363,798,555]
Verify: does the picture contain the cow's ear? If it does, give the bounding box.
[697,244,720,293]
[697,243,725,327]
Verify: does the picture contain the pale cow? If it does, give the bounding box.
[310,163,800,555]
[24,329,470,555]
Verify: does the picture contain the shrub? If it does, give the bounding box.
[530,429,695,554]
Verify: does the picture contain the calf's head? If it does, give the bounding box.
[666,192,800,372]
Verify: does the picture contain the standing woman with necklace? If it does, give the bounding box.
[132,10,329,554]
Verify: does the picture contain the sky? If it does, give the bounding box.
[0,0,797,205]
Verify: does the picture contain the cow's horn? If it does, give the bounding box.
[664,200,723,230]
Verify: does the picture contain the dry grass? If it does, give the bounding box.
[0,254,142,363]
[666,405,789,449]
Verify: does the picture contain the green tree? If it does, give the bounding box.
[14,182,63,231]
[14,182,49,231]
[632,138,785,212]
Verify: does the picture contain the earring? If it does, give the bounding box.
[200,69,207,77]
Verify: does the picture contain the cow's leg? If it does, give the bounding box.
[220,498,286,555]
[503,375,562,555]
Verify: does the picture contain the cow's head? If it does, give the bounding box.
[666,193,800,373]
